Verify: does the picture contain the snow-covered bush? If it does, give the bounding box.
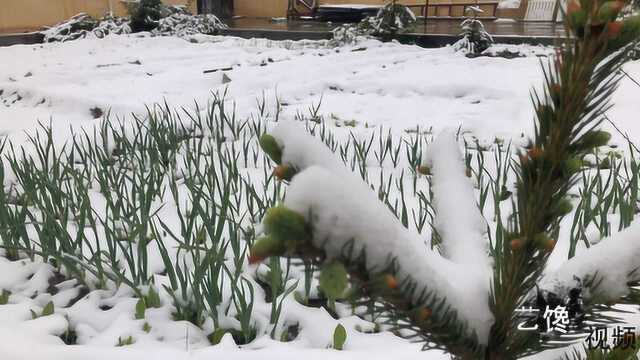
[92,16,133,39]
[42,14,131,42]
[331,0,416,45]
[41,7,226,42]
[160,4,192,17]
[370,0,417,36]
[42,14,97,42]
[128,0,163,32]
[152,13,228,36]
[454,6,494,55]
[330,20,375,45]
[632,42,640,59]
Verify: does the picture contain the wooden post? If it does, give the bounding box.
[288,0,295,19]
[425,0,429,26]
[551,0,561,23]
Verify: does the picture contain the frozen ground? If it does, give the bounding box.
[0,34,639,360]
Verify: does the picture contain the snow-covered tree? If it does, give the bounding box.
[371,0,417,35]
[252,2,640,358]
[129,0,163,32]
[454,6,493,55]
[331,0,416,45]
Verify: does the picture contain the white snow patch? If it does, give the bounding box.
[541,220,640,300]
[424,130,490,276]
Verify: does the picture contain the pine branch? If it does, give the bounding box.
[540,222,640,304]
[253,123,491,357]
[423,130,491,275]
[488,1,640,358]
[330,248,486,357]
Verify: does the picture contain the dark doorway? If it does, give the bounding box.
[198,0,234,18]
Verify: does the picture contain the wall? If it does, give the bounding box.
[233,0,289,18]
[0,0,197,33]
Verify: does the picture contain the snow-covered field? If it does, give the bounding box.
[1,35,638,144]
[0,34,639,360]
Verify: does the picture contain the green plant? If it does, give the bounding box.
[134,286,162,320]
[208,328,228,345]
[0,289,10,305]
[319,261,349,311]
[59,326,78,345]
[333,323,347,350]
[116,335,135,347]
[262,257,298,339]
[135,298,146,320]
[31,301,54,319]
[229,276,256,344]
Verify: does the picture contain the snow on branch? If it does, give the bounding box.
[268,121,494,344]
[540,221,640,301]
[270,122,354,179]
[423,130,490,277]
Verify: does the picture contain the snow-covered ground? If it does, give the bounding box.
[1,35,638,145]
[1,34,639,360]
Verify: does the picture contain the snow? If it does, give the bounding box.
[1,34,637,147]
[0,253,438,360]
[0,35,538,143]
[275,121,493,343]
[0,32,640,360]
[423,130,490,276]
[0,326,442,360]
[270,120,356,178]
[540,220,640,301]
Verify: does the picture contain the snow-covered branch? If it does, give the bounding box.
[267,121,493,344]
[423,130,490,278]
[540,221,640,301]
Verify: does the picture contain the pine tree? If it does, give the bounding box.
[252,1,640,358]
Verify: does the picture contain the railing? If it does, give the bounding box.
[288,0,317,18]
[406,2,499,18]
[297,0,316,10]
[524,0,563,21]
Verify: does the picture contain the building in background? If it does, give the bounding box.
[0,0,538,34]
[232,0,527,20]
